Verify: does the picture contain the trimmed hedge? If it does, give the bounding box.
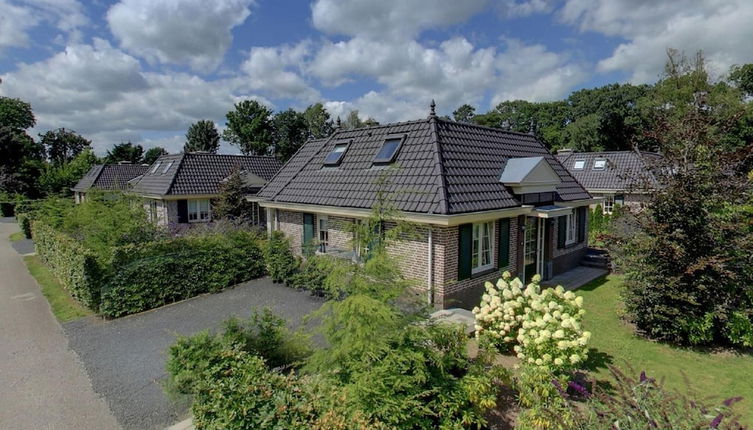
[100,231,266,318]
[32,222,102,309]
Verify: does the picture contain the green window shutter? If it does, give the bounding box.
[577,207,587,243]
[177,199,188,223]
[458,223,473,281]
[498,218,510,269]
[303,213,314,255]
[557,215,566,249]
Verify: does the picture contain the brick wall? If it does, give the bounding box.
[277,210,304,253]
[322,215,355,250]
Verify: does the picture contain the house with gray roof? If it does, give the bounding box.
[555,149,661,214]
[254,104,597,308]
[129,152,282,228]
[72,162,150,203]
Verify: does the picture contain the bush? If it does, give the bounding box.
[515,365,574,430]
[101,231,266,318]
[265,231,297,283]
[19,214,32,239]
[286,254,343,297]
[473,273,589,373]
[32,222,102,309]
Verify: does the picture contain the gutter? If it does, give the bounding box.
[427,227,433,306]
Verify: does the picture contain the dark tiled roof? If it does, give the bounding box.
[72,164,149,192]
[555,150,661,192]
[258,117,590,215]
[131,153,283,196]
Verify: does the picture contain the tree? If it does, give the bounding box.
[105,142,144,164]
[303,103,334,138]
[39,148,98,196]
[452,104,476,123]
[475,100,570,149]
[342,110,364,130]
[39,128,92,165]
[0,126,45,196]
[211,168,254,221]
[142,146,168,165]
[184,120,220,153]
[272,109,308,162]
[222,100,274,155]
[0,96,35,130]
[730,63,753,97]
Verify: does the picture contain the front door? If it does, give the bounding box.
[524,216,538,283]
[302,213,314,255]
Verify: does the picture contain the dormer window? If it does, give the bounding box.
[573,160,585,170]
[150,162,162,174]
[373,137,403,164]
[162,161,173,174]
[324,142,349,166]
[593,159,606,170]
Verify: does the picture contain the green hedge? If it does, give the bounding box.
[32,222,102,309]
[100,231,266,318]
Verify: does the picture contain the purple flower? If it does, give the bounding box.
[568,380,590,398]
[723,396,742,407]
[551,379,568,398]
[640,371,647,382]
[710,413,723,429]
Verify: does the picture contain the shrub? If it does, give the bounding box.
[473,273,589,373]
[575,367,744,429]
[32,222,102,309]
[265,231,297,283]
[286,254,344,297]
[515,365,574,430]
[19,214,32,239]
[101,231,266,318]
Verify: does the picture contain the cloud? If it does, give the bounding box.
[0,0,87,53]
[311,0,488,40]
[241,41,321,102]
[496,0,557,18]
[560,0,753,82]
[107,0,254,72]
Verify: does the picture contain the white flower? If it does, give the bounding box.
[575,296,584,307]
[535,358,543,366]
[553,330,564,339]
[554,358,563,366]
[570,354,580,364]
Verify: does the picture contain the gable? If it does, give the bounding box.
[499,156,561,194]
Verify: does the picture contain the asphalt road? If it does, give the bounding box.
[0,221,121,430]
[64,277,324,430]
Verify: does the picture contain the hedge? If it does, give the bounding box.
[32,222,102,309]
[100,231,266,318]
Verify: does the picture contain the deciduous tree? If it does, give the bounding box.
[184,120,220,153]
[40,128,92,165]
[105,142,144,164]
[222,100,274,155]
[303,103,334,138]
[272,109,308,162]
[142,146,168,165]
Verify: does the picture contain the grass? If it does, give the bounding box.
[580,275,753,423]
[9,231,24,242]
[23,255,93,322]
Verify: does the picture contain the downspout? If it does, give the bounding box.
[427,227,434,306]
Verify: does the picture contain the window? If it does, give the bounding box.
[318,215,329,252]
[188,199,211,222]
[573,160,585,170]
[603,195,615,215]
[148,201,158,222]
[373,137,402,164]
[471,221,494,273]
[565,212,577,244]
[150,162,162,174]
[323,143,348,166]
[593,159,606,170]
[162,161,173,174]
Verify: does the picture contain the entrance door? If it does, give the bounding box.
[523,216,538,283]
[302,213,314,255]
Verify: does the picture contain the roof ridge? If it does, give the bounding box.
[333,118,430,134]
[434,116,542,138]
[429,116,449,215]
[164,153,186,195]
[265,134,335,201]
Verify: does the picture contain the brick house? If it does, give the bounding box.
[129,152,282,228]
[254,106,595,309]
[72,162,149,203]
[556,149,662,214]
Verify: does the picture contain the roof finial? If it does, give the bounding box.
[429,99,436,118]
[528,119,535,135]
[335,116,342,129]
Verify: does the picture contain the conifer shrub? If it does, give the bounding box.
[265,230,297,283]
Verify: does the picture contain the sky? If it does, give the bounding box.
[1,0,752,155]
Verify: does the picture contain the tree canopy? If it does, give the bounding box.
[142,146,168,165]
[222,100,274,155]
[272,109,308,162]
[184,120,220,153]
[0,96,35,130]
[105,142,144,164]
[39,128,92,165]
[303,103,334,139]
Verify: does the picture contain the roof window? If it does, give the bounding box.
[323,142,349,166]
[150,161,162,174]
[162,161,173,174]
[373,137,403,164]
[573,160,585,170]
[593,159,607,170]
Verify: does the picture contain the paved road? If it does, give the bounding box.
[0,222,121,430]
[65,276,324,430]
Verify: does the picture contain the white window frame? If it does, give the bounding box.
[565,212,577,245]
[318,215,329,251]
[603,195,615,215]
[188,199,211,222]
[573,160,585,170]
[471,221,495,274]
[148,200,158,223]
[593,159,606,170]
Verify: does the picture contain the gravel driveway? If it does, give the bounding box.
[64,278,324,430]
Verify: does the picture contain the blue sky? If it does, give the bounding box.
[1,0,752,154]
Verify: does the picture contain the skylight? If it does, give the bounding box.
[151,162,162,174]
[593,159,607,170]
[373,137,402,164]
[162,161,173,174]
[573,160,585,170]
[323,143,348,166]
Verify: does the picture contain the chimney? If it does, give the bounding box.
[556,148,574,155]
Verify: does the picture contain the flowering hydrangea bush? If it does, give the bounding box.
[473,272,590,373]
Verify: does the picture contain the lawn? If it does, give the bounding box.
[23,255,93,322]
[580,275,753,423]
[9,231,24,242]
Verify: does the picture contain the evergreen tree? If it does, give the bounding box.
[143,146,168,165]
[452,104,476,123]
[105,142,144,164]
[184,120,220,153]
[212,168,253,221]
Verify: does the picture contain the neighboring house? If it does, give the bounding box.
[130,153,282,228]
[72,162,149,203]
[254,106,595,309]
[555,150,661,214]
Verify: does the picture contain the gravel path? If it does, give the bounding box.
[64,277,324,430]
[0,222,121,430]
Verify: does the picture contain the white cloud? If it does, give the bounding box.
[107,0,254,72]
[497,0,557,18]
[0,0,87,53]
[560,0,753,82]
[241,41,320,102]
[311,0,488,40]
